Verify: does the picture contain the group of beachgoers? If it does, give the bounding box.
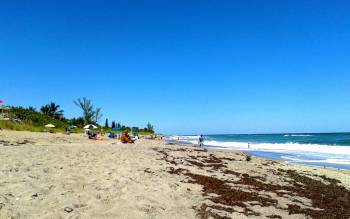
[86,129,137,144]
[85,129,205,146]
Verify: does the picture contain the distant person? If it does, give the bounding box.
[92,130,97,137]
[121,130,135,144]
[198,135,204,147]
[88,130,97,139]
[108,132,115,139]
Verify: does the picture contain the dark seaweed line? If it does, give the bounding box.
[154,147,350,219]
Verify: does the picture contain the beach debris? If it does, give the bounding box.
[64,207,74,213]
[5,193,14,198]
[31,193,38,198]
[0,140,10,146]
[16,140,27,144]
[154,146,350,218]
[266,215,282,219]
[73,203,87,208]
[246,155,252,162]
[144,168,152,173]
[0,139,35,147]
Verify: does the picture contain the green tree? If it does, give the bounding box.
[71,117,85,128]
[124,127,131,132]
[93,107,102,124]
[131,126,140,133]
[146,122,154,133]
[73,98,95,124]
[105,118,109,128]
[27,106,36,112]
[10,106,68,129]
[40,102,64,119]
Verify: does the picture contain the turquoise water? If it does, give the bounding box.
[170,133,350,170]
[205,133,350,145]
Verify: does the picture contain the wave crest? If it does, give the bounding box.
[176,138,350,156]
[284,134,313,137]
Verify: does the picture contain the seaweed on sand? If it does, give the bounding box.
[154,148,350,218]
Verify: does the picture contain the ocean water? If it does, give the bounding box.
[168,133,350,170]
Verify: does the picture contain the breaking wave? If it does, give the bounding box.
[169,136,350,168]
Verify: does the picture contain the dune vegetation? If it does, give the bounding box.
[0,98,155,135]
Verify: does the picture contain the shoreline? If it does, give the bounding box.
[168,139,350,172]
[168,140,350,186]
[1,130,350,218]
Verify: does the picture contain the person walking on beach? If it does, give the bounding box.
[198,135,204,147]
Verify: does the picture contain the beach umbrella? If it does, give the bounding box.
[84,124,97,129]
[68,125,77,129]
[45,124,55,128]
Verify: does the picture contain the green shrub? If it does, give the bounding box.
[10,106,68,129]
[0,106,71,132]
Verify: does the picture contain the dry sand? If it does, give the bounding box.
[0,130,350,219]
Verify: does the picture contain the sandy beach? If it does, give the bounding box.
[1,130,350,219]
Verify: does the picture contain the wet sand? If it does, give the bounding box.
[0,130,350,218]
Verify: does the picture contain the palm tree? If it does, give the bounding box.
[93,107,103,124]
[74,98,96,124]
[40,102,64,119]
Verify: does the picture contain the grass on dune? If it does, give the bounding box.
[0,120,59,132]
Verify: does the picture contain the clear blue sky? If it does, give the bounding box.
[1,0,350,134]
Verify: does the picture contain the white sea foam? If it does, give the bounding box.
[172,137,350,156]
[169,136,350,167]
[168,135,199,141]
[284,134,313,137]
[280,156,350,165]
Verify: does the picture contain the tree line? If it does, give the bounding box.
[8,97,155,133]
[104,119,154,133]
